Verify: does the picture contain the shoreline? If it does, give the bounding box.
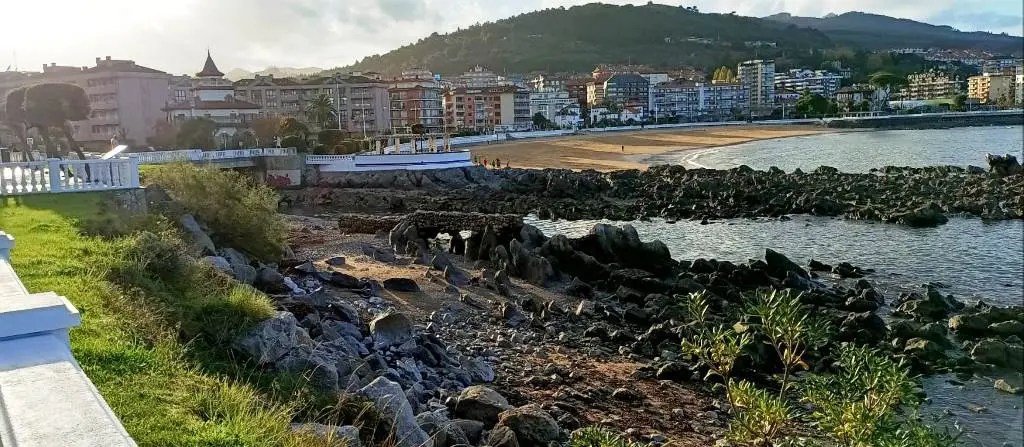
[631,128,859,168]
[469,124,832,171]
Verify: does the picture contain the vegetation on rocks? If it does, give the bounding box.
[0,194,343,446]
[145,163,286,261]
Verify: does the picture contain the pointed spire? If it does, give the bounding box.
[196,50,224,78]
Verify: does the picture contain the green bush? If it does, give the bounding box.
[280,135,307,152]
[570,427,642,447]
[312,144,331,155]
[145,163,286,261]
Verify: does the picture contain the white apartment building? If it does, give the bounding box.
[773,69,842,99]
[529,88,574,121]
[737,59,775,117]
[457,66,500,88]
[651,81,749,121]
[1016,65,1023,105]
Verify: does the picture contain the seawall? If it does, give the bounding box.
[826,110,1024,130]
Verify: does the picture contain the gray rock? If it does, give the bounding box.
[231,264,257,284]
[222,247,249,268]
[459,355,495,383]
[288,423,361,447]
[452,385,512,425]
[495,404,561,447]
[358,378,430,447]
[452,419,485,444]
[203,256,233,273]
[322,320,363,341]
[416,410,470,447]
[179,214,216,255]
[520,224,549,250]
[384,277,421,292]
[255,267,289,293]
[235,312,310,364]
[370,311,415,349]
[488,425,520,447]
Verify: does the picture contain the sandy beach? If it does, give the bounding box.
[470,124,831,171]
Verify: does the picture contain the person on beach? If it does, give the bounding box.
[495,158,501,168]
[483,158,488,167]
[621,145,624,152]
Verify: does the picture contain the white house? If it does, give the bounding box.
[620,106,645,123]
[529,88,575,123]
[589,107,614,123]
[553,105,584,129]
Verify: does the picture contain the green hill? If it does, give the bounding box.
[764,12,1023,54]
[342,3,835,76]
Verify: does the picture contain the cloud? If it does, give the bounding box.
[0,0,1018,75]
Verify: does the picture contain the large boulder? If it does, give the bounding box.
[179,214,216,255]
[495,404,561,447]
[452,385,512,425]
[520,224,549,250]
[971,339,1024,370]
[764,248,808,279]
[235,312,310,364]
[416,410,470,447]
[384,277,421,292]
[358,378,430,447]
[586,224,674,275]
[538,235,609,282]
[987,153,1023,177]
[508,240,555,286]
[370,311,414,349]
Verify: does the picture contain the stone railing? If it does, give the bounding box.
[0,232,136,446]
[126,147,298,165]
[0,159,141,196]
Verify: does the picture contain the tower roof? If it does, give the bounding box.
[196,51,224,78]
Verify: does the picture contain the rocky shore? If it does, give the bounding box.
[285,155,1023,228]
[196,210,1023,446]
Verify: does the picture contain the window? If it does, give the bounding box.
[266,89,277,98]
[175,89,187,102]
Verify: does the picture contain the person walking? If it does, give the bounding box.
[621,145,624,152]
[495,158,501,169]
[483,158,488,168]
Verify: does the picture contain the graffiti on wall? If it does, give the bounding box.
[265,170,301,187]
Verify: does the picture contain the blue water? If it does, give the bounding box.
[533,126,1024,446]
[645,125,1024,173]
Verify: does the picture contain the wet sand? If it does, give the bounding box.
[470,125,831,171]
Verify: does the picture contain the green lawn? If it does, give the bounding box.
[0,193,342,447]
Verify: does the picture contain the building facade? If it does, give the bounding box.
[529,88,574,121]
[231,71,392,135]
[737,59,775,117]
[0,56,171,149]
[444,86,531,132]
[773,69,842,99]
[1016,66,1024,106]
[650,81,748,122]
[968,74,1015,104]
[456,66,500,88]
[390,69,444,133]
[902,71,961,100]
[164,52,261,142]
[604,74,650,109]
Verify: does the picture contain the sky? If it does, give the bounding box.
[1,0,1021,75]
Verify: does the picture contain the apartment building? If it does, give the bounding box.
[902,71,961,100]
[529,88,574,121]
[1016,66,1023,106]
[0,56,171,149]
[456,66,500,88]
[651,81,748,121]
[443,86,531,132]
[968,74,1015,104]
[773,69,842,99]
[565,78,589,107]
[231,72,392,135]
[604,74,650,109]
[737,59,775,117]
[982,59,1022,75]
[390,69,444,133]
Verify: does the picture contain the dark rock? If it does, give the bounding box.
[319,271,362,289]
[764,248,809,279]
[452,385,512,425]
[325,256,346,267]
[487,426,520,447]
[495,404,562,447]
[971,339,1024,369]
[565,278,594,299]
[839,312,888,345]
[452,419,485,444]
[904,338,946,363]
[611,388,642,401]
[383,277,420,292]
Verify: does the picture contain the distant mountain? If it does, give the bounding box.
[224,66,324,81]
[341,3,835,76]
[764,12,1023,54]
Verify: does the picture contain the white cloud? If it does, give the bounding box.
[0,0,1018,75]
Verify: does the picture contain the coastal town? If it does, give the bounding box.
[0,3,1023,447]
[0,49,1022,154]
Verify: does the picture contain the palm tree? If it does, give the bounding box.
[305,93,337,130]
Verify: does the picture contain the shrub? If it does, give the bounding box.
[280,135,307,152]
[312,144,332,155]
[144,163,286,261]
[570,427,642,447]
[317,129,347,148]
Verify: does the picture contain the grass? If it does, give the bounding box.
[0,193,346,447]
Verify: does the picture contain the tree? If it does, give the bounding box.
[278,117,309,139]
[250,117,284,145]
[147,121,178,148]
[532,112,550,129]
[13,83,91,160]
[3,87,31,156]
[304,93,337,130]
[856,99,872,112]
[794,89,829,117]
[712,66,735,82]
[952,94,967,112]
[176,118,217,150]
[410,123,426,135]
[869,71,906,106]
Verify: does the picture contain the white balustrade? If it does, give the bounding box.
[0,162,50,195]
[0,159,139,196]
